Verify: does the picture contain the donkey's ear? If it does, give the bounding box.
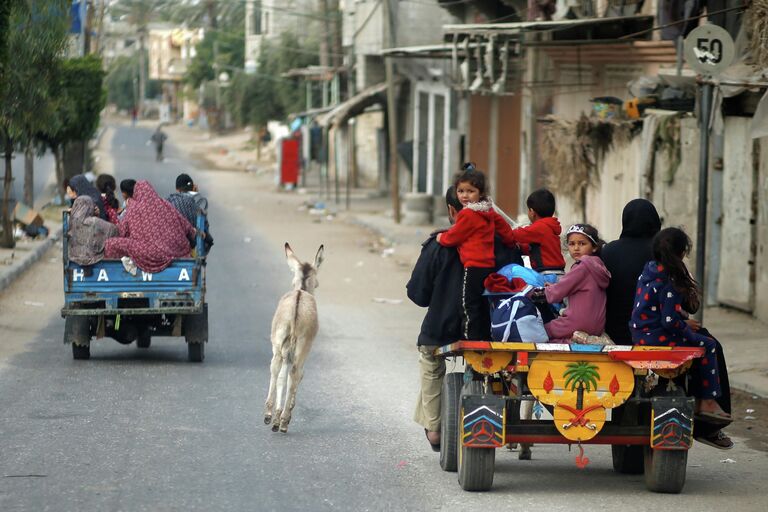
[314,245,324,270]
[285,242,301,272]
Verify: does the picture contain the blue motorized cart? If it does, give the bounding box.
[61,212,209,362]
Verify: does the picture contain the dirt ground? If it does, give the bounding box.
[728,389,768,453]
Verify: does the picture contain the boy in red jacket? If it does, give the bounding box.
[509,188,566,272]
[436,165,517,340]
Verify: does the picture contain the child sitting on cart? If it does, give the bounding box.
[436,164,517,340]
[529,224,611,343]
[630,227,732,425]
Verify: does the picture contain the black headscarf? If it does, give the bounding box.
[619,198,661,238]
[69,175,107,220]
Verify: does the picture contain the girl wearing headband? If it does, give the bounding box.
[536,223,611,343]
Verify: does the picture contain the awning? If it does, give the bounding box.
[443,15,655,43]
[316,79,402,127]
[380,43,480,59]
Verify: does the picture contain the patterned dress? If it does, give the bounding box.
[105,181,195,273]
[630,261,722,398]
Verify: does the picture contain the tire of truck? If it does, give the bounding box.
[136,325,151,349]
[457,379,496,492]
[612,445,645,474]
[439,372,464,472]
[184,304,208,362]
[65,316,90,360]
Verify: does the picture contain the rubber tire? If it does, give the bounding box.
[72,343,90,360]
[457,379,496,492]
[440,373,464,472]
[65,316,90,360]
[184,304,208,344]
[612,445,645,474]
[187,341,204,363]
[136,327,151,349]
[644,446,688,493]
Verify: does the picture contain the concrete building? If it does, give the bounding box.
[244,0,322,72]
[148,26,204,122]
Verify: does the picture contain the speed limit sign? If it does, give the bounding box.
[683,24,735,76]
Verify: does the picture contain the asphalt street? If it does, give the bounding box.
[0,123,765,511]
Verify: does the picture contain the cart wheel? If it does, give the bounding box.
[644,446,687,493]
[187,341,204,363]
[136,326,151,349]
[612,445,645,474]
[457,379,496,491]
[72,343,90,360]
[440,373,463,472]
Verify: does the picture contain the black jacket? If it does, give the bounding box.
[601,199,661,344]
[407,234,523,347]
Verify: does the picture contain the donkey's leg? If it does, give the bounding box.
[272,357,291,432]
[279,361,305,433]
[264,351,282,425]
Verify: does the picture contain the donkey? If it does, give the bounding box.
[263,242,324,433]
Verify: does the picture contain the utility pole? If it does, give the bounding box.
[382,0,400,223]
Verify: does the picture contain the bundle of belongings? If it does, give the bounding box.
[484,264,613,345]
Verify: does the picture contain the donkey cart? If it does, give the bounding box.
[436,341,704,493]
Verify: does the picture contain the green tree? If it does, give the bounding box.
[563,361,600,410]
[109,0,164,117]
[105,52,162,111]
[58,56,107,181]
[0,0,69,248]
[184,28,245,90]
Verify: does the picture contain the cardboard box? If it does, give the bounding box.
[13,203,44,228]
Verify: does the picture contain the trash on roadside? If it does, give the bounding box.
[381,248,395,258]
[325,215,335,221]
[243,237,252,243]
[744,415,756,420]
[23,301,44,307]
[746,408,755,413]
[372,297,402,305]
[720,458,736,464]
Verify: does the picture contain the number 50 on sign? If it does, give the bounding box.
[683,24,735,77]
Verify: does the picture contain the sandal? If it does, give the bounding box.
[424,429,441,452]
[695,410,733,425]
[695,430,734,450]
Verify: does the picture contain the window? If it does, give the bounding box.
[252,1,262,35]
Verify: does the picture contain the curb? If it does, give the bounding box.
[0,226,63,294]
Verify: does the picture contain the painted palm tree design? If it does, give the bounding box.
[563,361,600,410]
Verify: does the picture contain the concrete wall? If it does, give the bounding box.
[755,137,768,323]
[354,109,384,188]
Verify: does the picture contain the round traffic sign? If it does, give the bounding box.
[683,24,735,76]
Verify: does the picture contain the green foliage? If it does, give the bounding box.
[0,0,70,144]
[105,52,162,110]
[219,32,318,128]
[185,28,245,90]
[58,56,107,143]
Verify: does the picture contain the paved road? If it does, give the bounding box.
[0,122,766,511]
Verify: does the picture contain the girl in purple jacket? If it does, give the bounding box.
[630,227,731,424]
[541,224,611,343]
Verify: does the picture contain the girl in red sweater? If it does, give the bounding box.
[436,165,516,340]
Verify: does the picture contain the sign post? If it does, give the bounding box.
[683,24,735,322]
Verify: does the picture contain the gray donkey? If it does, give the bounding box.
[264,242,324,433]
